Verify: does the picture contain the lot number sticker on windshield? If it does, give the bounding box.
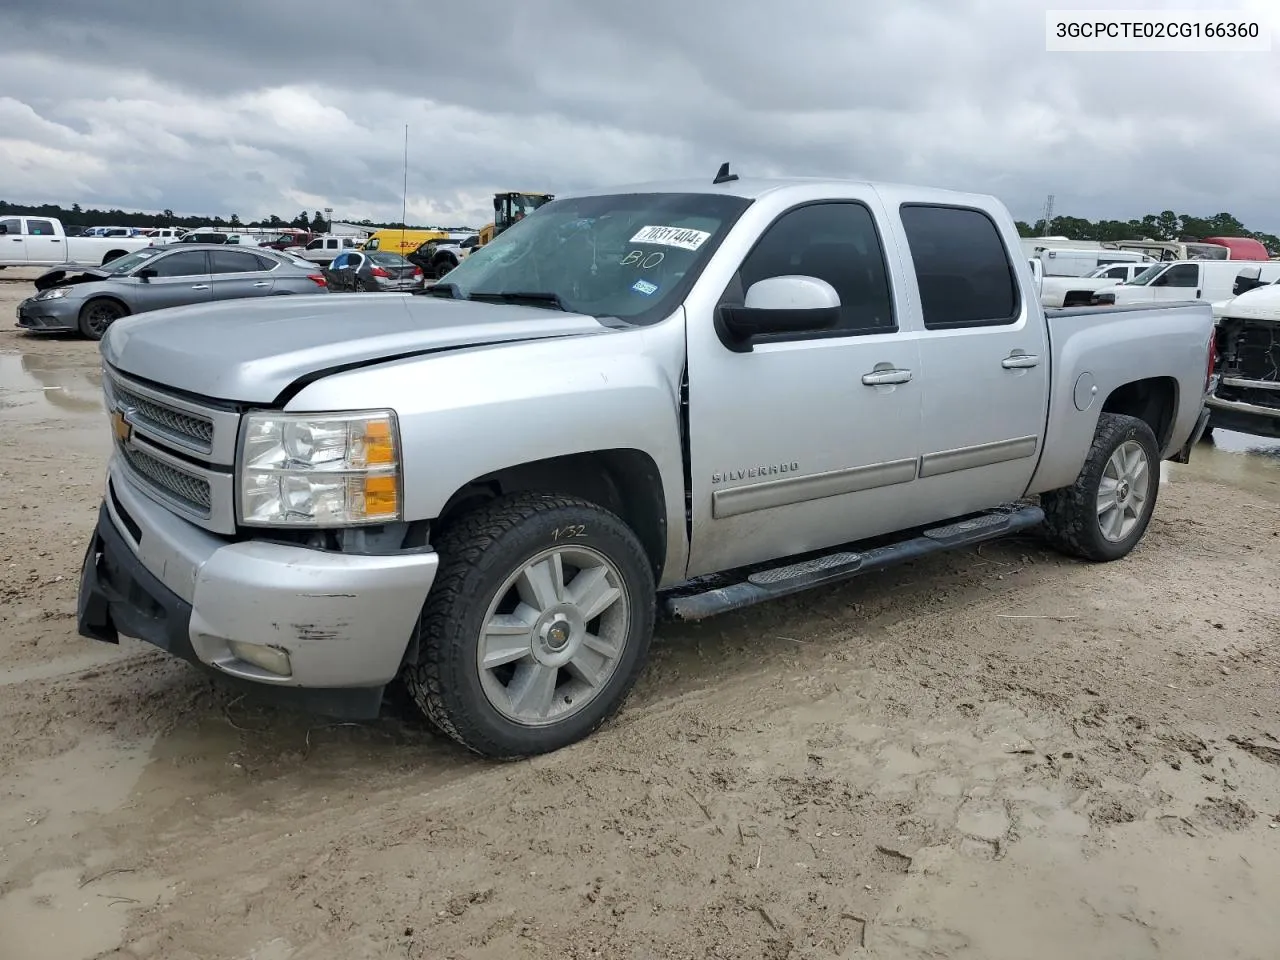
[631,279,658,296]
[630,225,712,251]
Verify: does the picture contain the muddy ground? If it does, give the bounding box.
[1,267,1278,960]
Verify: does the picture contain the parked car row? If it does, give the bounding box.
[14,242,431,340]
[16,244,331,339]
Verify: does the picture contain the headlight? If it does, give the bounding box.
[35,288,70,301]
[238,410,401,527]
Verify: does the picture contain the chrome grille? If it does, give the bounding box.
[119,442,212,513]
[102,363,239,534]
[112,383,214,450]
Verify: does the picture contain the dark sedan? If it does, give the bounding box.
[15,244,330,340]
[324,250,425,292]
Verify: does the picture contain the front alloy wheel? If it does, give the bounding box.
[477,544,630,726]
[405,493,655,758]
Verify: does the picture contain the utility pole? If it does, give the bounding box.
[1041,194,1055,237]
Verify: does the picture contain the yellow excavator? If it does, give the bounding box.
[477,191,554,246]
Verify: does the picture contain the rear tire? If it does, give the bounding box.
[404,493,655,759]
[78,299,126,340]
[1041,413,1160,562]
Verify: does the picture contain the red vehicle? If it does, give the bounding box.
[1200,237,1270,260]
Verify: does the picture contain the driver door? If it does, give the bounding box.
[685,196,925,578]
[1150,262,1201,300]
[133,250,214,311]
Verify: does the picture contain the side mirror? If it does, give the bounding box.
[717,276,841,352]
[137,268,157,281]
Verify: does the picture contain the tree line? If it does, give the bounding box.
[1015,210,1279,254]
[2,199,1276,254]
[0,201,457,234]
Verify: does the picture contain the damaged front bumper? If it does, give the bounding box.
[1206,380,1280,439]
[77,464,439,718]
[16,298,79,332]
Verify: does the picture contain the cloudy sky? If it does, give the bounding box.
[1,0,1276,231]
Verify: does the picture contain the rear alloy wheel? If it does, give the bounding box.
[1041,412,1160,562]
[405,493,655,758]
[78,299,126,340]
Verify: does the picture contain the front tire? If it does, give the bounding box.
[1041,413,1160,562]
[78,299,126,340]
[405,493,656,758]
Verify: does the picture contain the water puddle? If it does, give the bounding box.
[1166,429,1280,502]
[0,351,104,421]
[0,866,173,960]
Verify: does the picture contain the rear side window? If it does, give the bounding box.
[734,201,896,337]
[209,249,266,274]
[900,205,1018,329]
[26,219,55,235]
[149,251,209,277]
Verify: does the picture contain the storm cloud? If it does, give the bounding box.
[1,0,1276,230]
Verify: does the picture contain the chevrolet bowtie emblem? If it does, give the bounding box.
[110,408,132,443]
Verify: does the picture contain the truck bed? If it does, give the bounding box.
[1028,300,1214,495]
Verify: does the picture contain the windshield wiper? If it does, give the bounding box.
[467,290,568,311]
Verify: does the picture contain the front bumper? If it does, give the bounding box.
[77,466,439,718]
[1205,394,1280,439]
[15,297,79,331]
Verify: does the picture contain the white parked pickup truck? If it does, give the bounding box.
[0,216,152,269]
[77,169,1216,758]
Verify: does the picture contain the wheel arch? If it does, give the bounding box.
[1100,376,1179,453]
[432,449,669,583]
[80,294,132,317]
[102,249,129,264]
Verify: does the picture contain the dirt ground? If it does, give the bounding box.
[1,267,1278,960]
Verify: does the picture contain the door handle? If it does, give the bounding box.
[252,280,270,287]
[862,368,913,386]
[1195,289,1201,298]
[190,284,210,290]
[9,238,21,242]
[1001,354,1040,369]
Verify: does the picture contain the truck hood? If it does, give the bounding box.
[101,293,614,403]
[1213,283,1280,322]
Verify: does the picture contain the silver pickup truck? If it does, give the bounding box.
[77,170,1215,758]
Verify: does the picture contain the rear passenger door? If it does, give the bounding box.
[897,203,1051,517]
[685,197,924,578]
[209,249,276,300]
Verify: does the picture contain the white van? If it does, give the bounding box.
[1092,260,1280,307]
[1040,262,1153,308]
[1031,245,1152,278]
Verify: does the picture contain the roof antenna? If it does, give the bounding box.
[713,162,738,185]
